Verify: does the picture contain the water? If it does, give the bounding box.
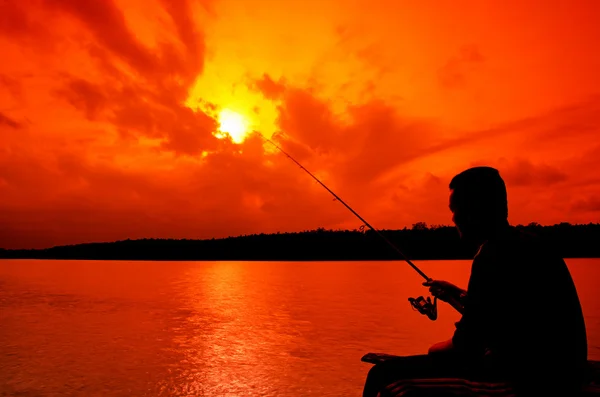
[1,259,599,396]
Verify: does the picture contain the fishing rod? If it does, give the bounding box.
[261,136,429,280]
[260,134,462,320]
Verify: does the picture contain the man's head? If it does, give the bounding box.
[449,166,508,242]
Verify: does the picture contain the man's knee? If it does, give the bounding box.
[365,362,402,389]
[365,364,384,385]
[363,364,389,397]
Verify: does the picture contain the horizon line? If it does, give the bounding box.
[2,221,599,252]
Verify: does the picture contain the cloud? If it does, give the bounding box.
[339,102,435,185]
[267,81,439,188]
[53,75,219,155]
[0,1,31,36]
[276,88,342,153]
[30,0,220,157]
[438,45,485,89]
[157,0,206,83]
[0,112,20,129]
[254,74,287,100]
[0,74,24,101]
[495,159,568,187]
[55,78,108,121]
[0,132,352,248]
[572,197,600,213]
[45,0,160,77]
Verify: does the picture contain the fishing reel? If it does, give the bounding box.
[408,295,438,321]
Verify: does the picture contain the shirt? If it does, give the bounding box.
[452,227,588,386]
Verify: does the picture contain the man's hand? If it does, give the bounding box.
[422,280,465,303]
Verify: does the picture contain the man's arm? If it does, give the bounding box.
[451,250,495,356]
[447,291,468,314]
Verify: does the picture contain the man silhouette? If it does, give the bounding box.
[363,166,588,396]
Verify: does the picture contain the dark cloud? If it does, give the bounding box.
[407,95,600,164]
[0,0,34,37]
[55,78,108,121]
[44,0,160,77]
[158,0,205,85]
[0,112,20,129]
[0,0,54,51]
[271,88,435,187]
[38,0,216,156]
[0,74,24,101]
[54,76,218,155]
[254,74,287,100]
[269,132,315,164]
[438,45,485,89]
[339,101,432,184]
[496,159,568,187]
[42,0,206,101]
[277,88,341,153]
[522,94,600,144]
[571,196,600,213]
[0,0,216,158]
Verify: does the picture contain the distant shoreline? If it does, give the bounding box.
[2,222,599,261]
[1,257,598,262]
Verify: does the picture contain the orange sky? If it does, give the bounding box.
[1,0,599,249]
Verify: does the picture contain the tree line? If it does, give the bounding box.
[1,222,598,261]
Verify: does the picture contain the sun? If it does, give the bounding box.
[217,109,250,144]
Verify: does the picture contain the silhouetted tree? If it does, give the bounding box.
[412,222,428,231]
[0,223,598,261]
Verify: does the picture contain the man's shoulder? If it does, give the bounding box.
[477,228,562,262]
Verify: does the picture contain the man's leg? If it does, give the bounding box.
[362,353,473,397]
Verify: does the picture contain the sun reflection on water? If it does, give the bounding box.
[162,261,305,396]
